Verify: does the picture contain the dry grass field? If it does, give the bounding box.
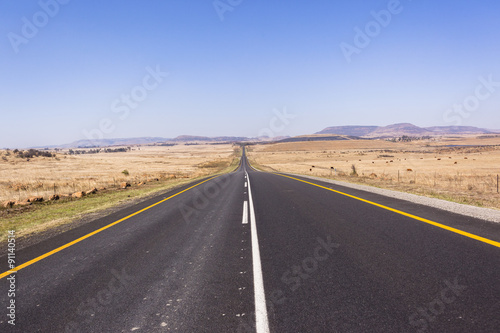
[0,144,238,203]
[247,135,500,209]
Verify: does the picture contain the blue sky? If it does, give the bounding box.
[1,0,500,148]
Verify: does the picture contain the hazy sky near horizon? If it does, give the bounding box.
[1,0,500,148]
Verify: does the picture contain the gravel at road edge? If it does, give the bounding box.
[287,173,500,223]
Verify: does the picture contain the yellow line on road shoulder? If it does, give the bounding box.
[0,176,219,280]
[276,173,500,249]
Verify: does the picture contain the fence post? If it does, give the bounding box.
[497,174,499,193]
[398,170,400,182]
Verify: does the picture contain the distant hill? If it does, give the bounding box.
[424,126,494,135]
[58,137,172,148]
[316,123,496,138]
[364,123,434,138]
[275,134,364,143]
[41,135,271,149]
[171,135,250,142]
[316,126,378,136]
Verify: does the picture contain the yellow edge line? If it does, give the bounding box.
[0,176,219,280]
[276,173,500,249]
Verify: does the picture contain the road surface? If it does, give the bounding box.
[1,149,499,332]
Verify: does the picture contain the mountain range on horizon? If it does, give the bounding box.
[38,135,254,149]
[315,123,498,138]
[25,123,499,149]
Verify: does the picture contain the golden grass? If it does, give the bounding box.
[246,136,500,210]
[0,144,238,203]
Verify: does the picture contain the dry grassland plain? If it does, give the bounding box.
[0,144,238,203]
[246,135,500,210]
[0,144,240,242]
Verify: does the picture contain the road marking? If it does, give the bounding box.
[242,201,248,224]
[245,182,248,187]
[0,176,220,280]
[246,171,270,333]
[276,174,500,249]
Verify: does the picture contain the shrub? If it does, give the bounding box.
[350,164,358,176]
[14,149,54,159]
[122,170,130,176]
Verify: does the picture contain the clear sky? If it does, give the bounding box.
[1,0,500,148]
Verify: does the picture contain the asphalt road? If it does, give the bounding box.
[1,149,499,332]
